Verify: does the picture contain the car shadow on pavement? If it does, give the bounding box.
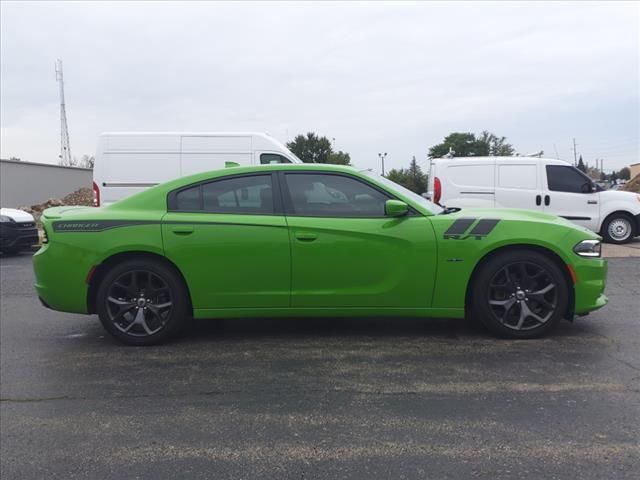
[178,315,593,343]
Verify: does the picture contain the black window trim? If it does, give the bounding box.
[545,165,593,193]
[278,170,419,218]
[167,172,283,216]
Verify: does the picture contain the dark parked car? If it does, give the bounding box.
[0,208,39,254]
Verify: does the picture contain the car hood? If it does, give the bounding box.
[0,207,35,222]
[599,190,640,203]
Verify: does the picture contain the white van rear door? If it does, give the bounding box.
[494,160,543,210]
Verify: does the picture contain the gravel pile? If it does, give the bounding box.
[19,187,94,223]
[622,174,640,193]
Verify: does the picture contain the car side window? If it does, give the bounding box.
[546,165,592,193]
[175,185,201,210]
[260,153,291,164]
[172,175,275,214]
[284,173,389,217]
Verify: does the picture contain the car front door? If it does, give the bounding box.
[281,172,437,309]
[542,164,600,231]
[162,173,290,309]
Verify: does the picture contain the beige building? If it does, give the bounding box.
[630,162,640,180]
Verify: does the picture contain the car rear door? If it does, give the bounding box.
[542,164,600,231]
[280,171,437,309]
[161,172,291,309]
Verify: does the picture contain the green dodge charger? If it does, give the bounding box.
[33,164,608,345]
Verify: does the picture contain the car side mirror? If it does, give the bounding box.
[385,200,409,217]
[581,182,592,194]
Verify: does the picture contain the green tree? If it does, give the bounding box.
[428,131,515,158]
[478,131,515,156]
[386,156,428,194]
[78,155,95,169]
[287,132,332,164]
[618,166,631,180]
[577,155,587,173]
[327,150,351,165]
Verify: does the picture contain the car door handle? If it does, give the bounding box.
[171,226,194,235]
[587,200,598,205]
[295,232,317,242]
[544,195,550,206]
[536,194,542,206]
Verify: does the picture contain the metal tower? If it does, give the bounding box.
[55,59,72,164]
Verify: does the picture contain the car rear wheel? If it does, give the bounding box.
[96,258,189,345]
[601,213,635,244]
[470,250,569,339]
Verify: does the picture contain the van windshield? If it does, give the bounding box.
[361,170,443,215]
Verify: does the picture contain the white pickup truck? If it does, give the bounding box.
[427,157,640,244]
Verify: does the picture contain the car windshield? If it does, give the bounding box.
[361,169,443,215]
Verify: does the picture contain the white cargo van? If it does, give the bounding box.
[93,132,302,206]
[427,157,640,244]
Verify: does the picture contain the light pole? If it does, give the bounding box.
[378,152,387,176]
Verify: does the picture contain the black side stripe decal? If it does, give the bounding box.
[469,219,501,236]
[444,218,477,236]
[52,220,157,232]
[52,219,287,232]
[444,218,500,240]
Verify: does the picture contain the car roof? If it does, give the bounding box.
[184,162,358,179]
[433,156,573,166]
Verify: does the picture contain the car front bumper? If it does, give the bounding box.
[573,257,608,315]
[0,222,39,251]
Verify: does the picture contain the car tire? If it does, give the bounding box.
[601,213,635,244]
[470,249,569,339]
[96,258,189,346]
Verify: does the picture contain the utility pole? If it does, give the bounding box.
[572,138,578,166]
[378,152,387,176]
[55,59,72,165]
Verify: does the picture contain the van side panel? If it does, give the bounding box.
[494,160,542,210]
[180,135,253,176]
[99,134,182,204]
[441,160,495,208]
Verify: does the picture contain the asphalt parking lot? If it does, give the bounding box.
[1,252,639,479]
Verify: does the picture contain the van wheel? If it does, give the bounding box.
[96,258,189,346]
[470,250,569,339]
[601,213,635,244]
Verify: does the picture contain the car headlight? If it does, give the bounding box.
[574,239,601,258]
[0,215,14,223]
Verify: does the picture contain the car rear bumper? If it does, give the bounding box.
[33,243,90,314]
[635,213,640,236]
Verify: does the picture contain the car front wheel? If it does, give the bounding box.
[470,249,569,339]
[96,258,189,346]
[601,213,635,244]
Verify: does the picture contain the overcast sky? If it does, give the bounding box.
[1,1,638,172]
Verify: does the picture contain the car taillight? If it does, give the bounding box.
[433,176,442,204]
[92,181,100,207]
